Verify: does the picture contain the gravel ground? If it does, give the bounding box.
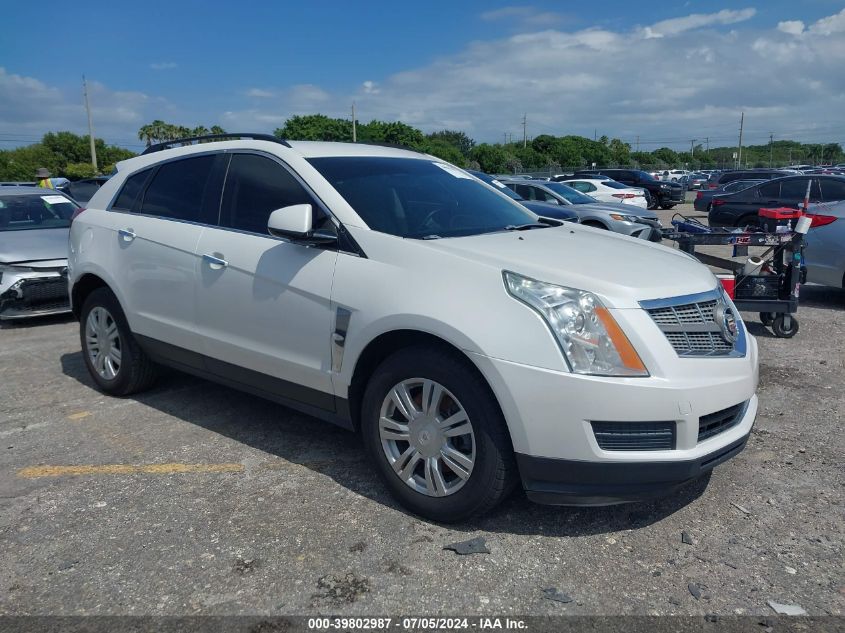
[0,200,843,617]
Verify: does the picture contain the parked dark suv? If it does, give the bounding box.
[708,175,845,227]
[572,169,684,210]
[705,169,793,190]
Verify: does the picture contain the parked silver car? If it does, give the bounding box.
[501,179,662,241]
[0,187,78,319]
[805,200,845,289]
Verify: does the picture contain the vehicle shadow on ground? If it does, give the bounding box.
[60,351,710,537]
[798,284,845,311]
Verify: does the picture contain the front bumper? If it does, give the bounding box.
[468,324,759,505]
[516,431,750,505]
[0,269,70,320]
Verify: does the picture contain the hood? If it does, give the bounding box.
[0,227,69,265]
[421,225,717,308]
[574,202,658,219]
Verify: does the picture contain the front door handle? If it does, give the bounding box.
[118,228,136,242]
[202,253,228,269]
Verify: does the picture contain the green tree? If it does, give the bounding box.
[359,120,426,148]
[426,130,475,156]
[274,114,352,141]
[470,144,510,173]
[64,162,98,179]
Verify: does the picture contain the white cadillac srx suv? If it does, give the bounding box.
[68,134,759,522]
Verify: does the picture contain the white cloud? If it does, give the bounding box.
[777,20,805,36]
[362,80,380,95]
[0,67,170,146]
[641,8,756,39]
[150,62,177,70]
[246,88,275,98]
[808,8,845,35]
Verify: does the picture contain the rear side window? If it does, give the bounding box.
[758,181,780,198]
[112,169,151,211]
[779,178,819,200]
[220,154,316,234]
[821,178,845,201]
[139,155,217,223]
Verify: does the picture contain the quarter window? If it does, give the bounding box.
[112,169,151,211]
[220,154,316,234]
[139,155,217,222]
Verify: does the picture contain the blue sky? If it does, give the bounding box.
[1,0,844,150]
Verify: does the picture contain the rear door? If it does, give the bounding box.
[778,177,821,208]
[193,152,339,407]
[107,153,224,355]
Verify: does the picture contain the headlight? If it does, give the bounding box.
[609,214,640,222]
[503,271,649,377]
[0,263,33,284]
[659,183,670,189]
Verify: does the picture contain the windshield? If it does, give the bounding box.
[603,181,629,190]
[635,171,656,181]
[308,157,537,239]
[0,193,78,231]
[466,170,524,201]
[542,181,597,204]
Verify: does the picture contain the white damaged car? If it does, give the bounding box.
[68,136,758,521]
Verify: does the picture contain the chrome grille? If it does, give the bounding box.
[641,289,742,358]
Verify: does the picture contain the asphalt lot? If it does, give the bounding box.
[1,200,843,617]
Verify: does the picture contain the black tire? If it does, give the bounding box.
[660,203,676,210]
[737,214,761,229]
[771,314,799,338]
[79,287,158,395]
[759,312,775,326]
[647,193,659,210]
[360,346,517,522]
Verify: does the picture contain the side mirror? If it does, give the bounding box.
[267,204,337,245]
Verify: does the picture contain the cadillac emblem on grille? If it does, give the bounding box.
[715,304,738,344]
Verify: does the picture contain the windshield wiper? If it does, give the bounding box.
[503,223,549,231]
[420,234,442,240]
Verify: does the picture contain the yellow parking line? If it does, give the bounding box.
[67,411,92,421]
[17,463,244,479]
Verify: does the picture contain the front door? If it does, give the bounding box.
[193,152,338,409]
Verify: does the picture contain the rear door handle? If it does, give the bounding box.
[118,228,136,241]
[202,253,228,269]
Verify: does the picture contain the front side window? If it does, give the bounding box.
[139,155,217,222]
[308,157,537,239]
[220,154,317,234]
[820,178,845,201]
[0,193,78,231]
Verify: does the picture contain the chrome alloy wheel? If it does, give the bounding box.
[379,378,476,497]
[85,306,122,380]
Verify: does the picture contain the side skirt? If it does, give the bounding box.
[135,334,354,431]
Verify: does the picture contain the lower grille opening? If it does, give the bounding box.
[592,421,676,451]
[698,401,748,443]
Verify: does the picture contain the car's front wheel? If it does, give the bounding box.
[361,346,517,522]
[80,288,158,396]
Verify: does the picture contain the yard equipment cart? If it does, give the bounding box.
[662,213,807,338]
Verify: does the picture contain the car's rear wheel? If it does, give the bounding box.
[80,288,158,396]
[737,214,761,228]
[361,346,517,522]
[647,193,659,210]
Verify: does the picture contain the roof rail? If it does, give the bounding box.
[141,133,291,155]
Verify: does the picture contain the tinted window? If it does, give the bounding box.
[139,156,217,222]
[0,193,78,231]
[779,178,813,200]
[220,154,316,234]
[758,181,780,198]
[308,157,536,239]
[544,182,595,204]
[821,178,845,201]
[112,169,151,211]
[466,170,523,200]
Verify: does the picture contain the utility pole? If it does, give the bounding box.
[705,137,709,154]
[636,135,640,153]
[82,75,97,171]
[522,114,527,148]
[351,103,357,142]
[594,129,597,142]
[769,133,774,167]
[503,132,508,145]
[690,139,696,159]
[737,111,744,169]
